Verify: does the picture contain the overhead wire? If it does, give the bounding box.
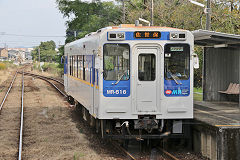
[1,33,65,38]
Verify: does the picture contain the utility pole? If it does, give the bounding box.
[206,0,211,30]
[151,0,154,26]
[74,31,77,39]
[123,0,126,23]
[38,47,40,62]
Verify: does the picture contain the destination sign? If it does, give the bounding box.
[134,31,161,39]
[170,47,184,52]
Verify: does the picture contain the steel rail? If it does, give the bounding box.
[21,72,67,97]
[21,72,64,85]
[0,71,18,111]
[18,71,24,160]
[157,147,180,160]
[111,141,136,160]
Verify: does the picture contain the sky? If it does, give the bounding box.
[0,0,67,48]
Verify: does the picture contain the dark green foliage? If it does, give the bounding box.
[32,41,58,62]
[194,47,203,88]
[56,0,122,43]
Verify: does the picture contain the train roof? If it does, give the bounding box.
[108,24,187,31]
[65,24,189,47]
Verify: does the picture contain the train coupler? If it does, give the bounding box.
[134,117,159,132]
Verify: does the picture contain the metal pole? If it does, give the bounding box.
[38,47,40,62]
[206,0,211,30]
[151,0,154,26]
[123,0,126,23]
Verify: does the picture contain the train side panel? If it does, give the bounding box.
[65,35,100,115]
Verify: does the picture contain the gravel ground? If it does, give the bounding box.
[21,74,124,159]
[0,68,125,160]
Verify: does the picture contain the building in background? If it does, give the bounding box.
[0,48,8,61]
[7,48,33,61]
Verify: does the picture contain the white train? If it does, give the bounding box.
[64,24,195,139]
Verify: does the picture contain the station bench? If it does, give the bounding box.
[218,83,240,94]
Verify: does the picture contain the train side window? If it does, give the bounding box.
[84,56,90,82]
[71,56,73,76]
[69,56,71,76]
[76,56,79,78]
[72,56,74,76]
[72,56,74,77]
[78,55,82,79]
[83,56,85,80]
[138,54,156,81]
[75,55,78,77]
[73,56,76,77]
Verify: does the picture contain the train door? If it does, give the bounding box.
[136,47,160,113]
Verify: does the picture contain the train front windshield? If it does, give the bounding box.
[164,44,190,80]
[103,44,130,81]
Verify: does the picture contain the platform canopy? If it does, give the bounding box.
[192,29,240,48]
[192,30,240,105]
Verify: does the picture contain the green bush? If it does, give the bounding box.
[34,62,63,77]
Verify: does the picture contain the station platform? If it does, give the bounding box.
[194,101,240,126]
[193,101,240,160]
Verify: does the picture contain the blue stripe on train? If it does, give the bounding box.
[164,79,190,97]
[103,80,130,97]
[64,56,68,74]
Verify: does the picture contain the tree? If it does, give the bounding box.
[56,0,122,43]
[32,41,58,62]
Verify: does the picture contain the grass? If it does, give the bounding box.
[194,87,203,93]
[33,62,64,77]
[74,152,85,160]
[0,61,17,70]
[193,87,203,101]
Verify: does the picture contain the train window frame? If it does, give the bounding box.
[69,56,71,76]
[83,55,85,80]
[76,55,79,78]
[103,43,130,81]
[74,55,77,77]
[138,54,156,81]
[164,43,190,81]
[78,55,82,80]
[73,56,75,77]
[71,56,73,76]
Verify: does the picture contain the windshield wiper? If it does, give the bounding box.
[112,71,126,85]
[169,72,182,85]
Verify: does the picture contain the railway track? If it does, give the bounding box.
[23,72,180,160]
[20,72,67,97]
[0,70,65,159]
[0,70,25,159]
[111,140,180,160]
[0,70,182,160]
[157,147,180,160]
[0,71,18,111]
